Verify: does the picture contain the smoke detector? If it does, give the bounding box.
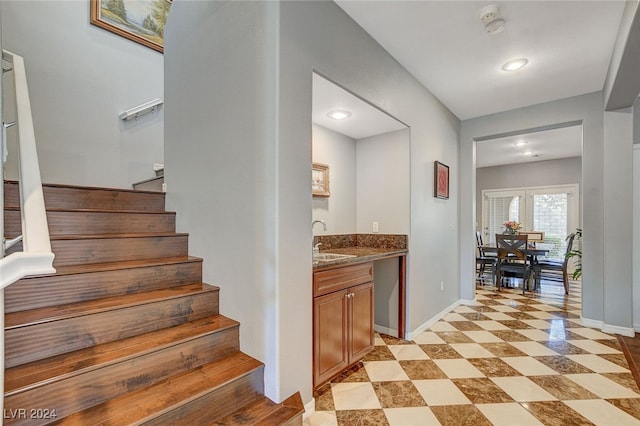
[479,4,505,34]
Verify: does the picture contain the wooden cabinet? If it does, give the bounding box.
[313,263,374,388]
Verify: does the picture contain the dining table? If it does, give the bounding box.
[479,243,551,291]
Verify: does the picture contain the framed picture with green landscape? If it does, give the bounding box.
[90,0,172,53]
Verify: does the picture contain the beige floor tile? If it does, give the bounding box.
[514,329,552,341]
[564,399,640,426]
[525,311,561,320]
[428,321,458,332]
[461,330,505,343]
[490,376,557,402]
[304,410,338,426]
[443,312,469,322]
[476,402,545,426]
[566,354,630,373]
[331,382,381,411]
[489,305,520,313]
[454,305,478,314]
[502,356,559,376]
[520,319,553,329]
[450,343,496,359]
[473,320,511,331]
[508,341,560,356]
[413,331,446,344]
[568,327,617,340]
[566,339,622,354]
[480,312,516,321]
[383,407,441,426]
[433,358,485,378]
[375,335,386,346]
[565,374,640,398]
[528,303,562,311]
[364,360,410,382]
[388,344,430,360]
[412,379,472,406]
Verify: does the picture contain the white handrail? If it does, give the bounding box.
[0,50,55,288]
[0,49,56,426]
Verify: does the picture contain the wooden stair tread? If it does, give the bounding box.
[56,352,264,425]
[4,206,174,214]
[49,232,188,240]
[5,180,165,195]
[213,392,304,426]
[5,315,239,394]
[21,256,202,277]
[6,282,218,329]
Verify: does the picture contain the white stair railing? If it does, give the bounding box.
[1,49,56,425]
[1,49,55,285]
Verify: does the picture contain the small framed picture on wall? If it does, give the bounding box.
[434,161,449,199]
[312,163,330,197]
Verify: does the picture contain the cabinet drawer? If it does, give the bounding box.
[313,262,374,297]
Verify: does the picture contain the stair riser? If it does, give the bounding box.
[5,289,219,368]
[7,235,189,266]
[5,260,203,313]
[4,210,176,236]
[5,327,240,424]
[143,367,264,426]
[4,182,165,211]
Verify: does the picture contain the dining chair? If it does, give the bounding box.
[476,231,496,284]
[534,232,576,295]
[495,234,532,294]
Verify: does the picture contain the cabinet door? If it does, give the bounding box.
[349,282,374,362]
[313,289,348,387]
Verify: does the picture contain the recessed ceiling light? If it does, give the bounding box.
[502,58,528,72]
[515,140,527,147]
[327,110,352,120]
[523,151,533,156]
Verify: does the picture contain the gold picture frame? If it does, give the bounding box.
[312,163,330,197]
[90,0,172,53]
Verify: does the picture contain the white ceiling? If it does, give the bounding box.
[476,125,582,168]
[312,73,407,139]
[318,1,627,166]
[335,1,626,120]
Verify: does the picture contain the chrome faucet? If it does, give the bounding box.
[312,220,327,256]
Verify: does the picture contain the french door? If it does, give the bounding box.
[482,184,579,260]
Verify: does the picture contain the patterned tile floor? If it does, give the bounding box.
[305,280,640,425]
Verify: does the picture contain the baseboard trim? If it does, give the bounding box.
[303,398,315,420]
[375,324,398,337]
[581,316,635,337]
[407,299,461,341]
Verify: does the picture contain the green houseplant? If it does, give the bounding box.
[566,228,582,280]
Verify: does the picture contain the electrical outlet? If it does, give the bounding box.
[372,222,379,233]
[440,281,444,291]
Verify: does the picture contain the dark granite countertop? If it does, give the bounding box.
[312,234,408,271]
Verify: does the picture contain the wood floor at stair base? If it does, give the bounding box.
[5,325,241,422]
[53,354,265,426]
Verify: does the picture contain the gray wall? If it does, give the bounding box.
[476,157,582,228]
[461,91,635,335]
[165,0,459,405]
[312,124,357,235]
[357,128,411,235]
[1,0,163,188]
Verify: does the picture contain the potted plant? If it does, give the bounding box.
[566,228,582,279]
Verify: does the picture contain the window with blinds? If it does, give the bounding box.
[481,185,579,261]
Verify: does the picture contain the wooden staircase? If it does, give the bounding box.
[2,181,303,425]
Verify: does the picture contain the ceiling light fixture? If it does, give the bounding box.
[479,5,505,34]
[523,151,533,156]
[515,140,527,147]
[502,58,528,72]
[327,110,352,120]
